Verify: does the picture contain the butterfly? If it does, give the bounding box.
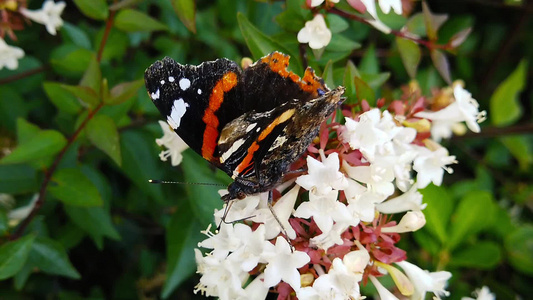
[144,52,344,203]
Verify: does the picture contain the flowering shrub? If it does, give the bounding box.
[190,82,483,299]
[0,0,530,299]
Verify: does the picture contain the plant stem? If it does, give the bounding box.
[10,9,116,240]
[328,7,451,51]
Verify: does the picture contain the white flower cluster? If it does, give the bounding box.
[1,0,65,70]
[187,85,486,298]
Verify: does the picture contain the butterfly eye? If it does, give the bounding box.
[317,88,325,96]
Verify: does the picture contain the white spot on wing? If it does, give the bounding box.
[179,78,191,90]
[197,89,202,94]
[151,89,160,100]
[246,123,257,133]
[167,98,189,129]
[168,76,175,82]
[268,135,287,151]
[220,138,246,163]
[160,80,165,85]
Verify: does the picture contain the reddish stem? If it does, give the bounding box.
[328,7,451,51]
[10,9,116,240]
[10,103,104,240]
[97,10,116,63]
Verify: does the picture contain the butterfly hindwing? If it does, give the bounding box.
[145,57,246,165]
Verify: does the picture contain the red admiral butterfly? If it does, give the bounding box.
[144,52,344,203]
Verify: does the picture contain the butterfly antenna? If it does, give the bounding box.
[148,179,226,187]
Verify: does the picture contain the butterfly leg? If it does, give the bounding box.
[267,190,294,251]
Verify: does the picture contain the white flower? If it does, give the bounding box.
[198,223,248,259]
[296,152,348,195]
[297,257,364,299]
[156,120,188,166]
[252,185,299,240]
[310,0,339,7]
[20,0,66,36]
[369,275,399,300]
[376,184,426,214]
[7,194,38,227]
[343,247,370,274]
[413,146,457,188]
[297,14,332,49]
[378,0,403,14]
[342,109,390,161]
[381,211,426,233]
[228,225,271,272]
[214,192,260,224]
[396,260,452,300]
[0,38,25,70]
[262,236,311,291]
[462,286,496,300]
[343,161,395,199]
[359,0,393,33]
[194,249,249,299]
[415,85,486,141]
[294,190,349,235]
[238,274,270,300]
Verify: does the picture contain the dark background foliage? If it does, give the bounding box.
[0,0,531,299]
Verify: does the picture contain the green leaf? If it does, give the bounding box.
[321,60,336,88]
[0,87,28,133]
[430,49,452,84]
[0,164,38,194]
[16,118,40,144]
[422,2,448,41]
[65,206,120,250]
[359,44,379,74]
[80,56,102,94]
[0,211,8,236]
[419,184,453,244]
[354,76,375,104]
[49,168,104,207]
[0,235,35,280]
[60,84,100,108]
[43,82,83,115]
[181,151,228,225]
[396,37,421,78]
[450,241,501,269]
[361,72,390,92]
[405,13,427,37]
[490,60,527,127]
[86,115,122,166]
[325,34,361,53]
[120,131,164,202]
[448,191,495,251]
[61,22,91,49]
[73,0,108,20]
[162,202,204,298]
[94,28,129,62]
[326,14,349,33]
[107,79,144,105]
[171,0,196,33]
[28,237,80,279]
[1,129,67,165]
[237,13,302,74]
[50,46,94,77]
[505,225,533,276]
[115,9,168,32]
[499,136,533,171]
[343,60,360,104]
